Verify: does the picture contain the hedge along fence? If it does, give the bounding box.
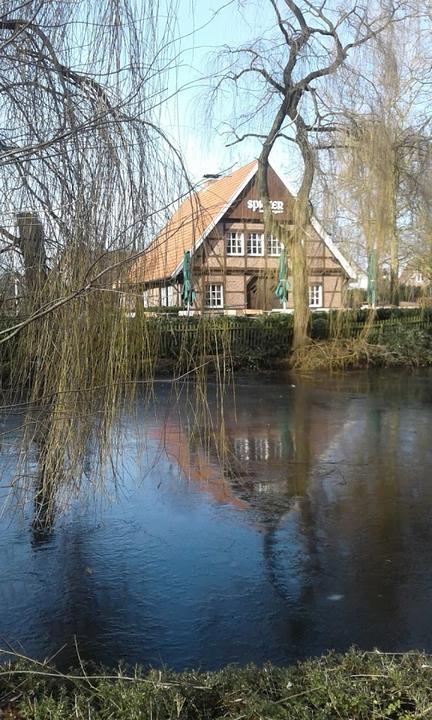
[129,308,432,360]
[309,307,432,342]
[1,308,432,374]
[128,314,294,362]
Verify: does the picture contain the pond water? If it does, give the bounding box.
[1,370,432,671]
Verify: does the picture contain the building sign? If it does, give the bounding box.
[247,199,284,214]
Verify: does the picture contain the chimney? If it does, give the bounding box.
[202,173,221,188]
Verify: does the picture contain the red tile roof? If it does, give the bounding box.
[129,161,257,283]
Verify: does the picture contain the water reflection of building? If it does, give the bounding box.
[151,391,312,521]
[152,419,297,511]
[134,378,432,659]
[150,378,388,538]
[233,434,285,463]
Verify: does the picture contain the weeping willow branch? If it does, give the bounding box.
[0,0,200,530]
[211,0,413,348]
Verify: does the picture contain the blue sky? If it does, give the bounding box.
[160,0,300,187]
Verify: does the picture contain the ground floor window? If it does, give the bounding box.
[226,231,244,255]
[247,232,264,256]
[267,235,282,256]
[308,284,323,308]
[160,285,174,306]
[205,283,223,308]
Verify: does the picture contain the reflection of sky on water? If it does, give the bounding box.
[1,370,432,670]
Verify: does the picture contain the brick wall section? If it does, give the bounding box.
[225,275,247,311]
[198,222,347,310]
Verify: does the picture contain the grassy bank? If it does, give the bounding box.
[2,650,432,718]
[291,326,432,372]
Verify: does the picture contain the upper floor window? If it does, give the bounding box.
[226,231,244,256]
[415,272,423,283]
[205,283,223,309]
[267,235,282,256]
[247,232,264,256]
[308,284,323,308]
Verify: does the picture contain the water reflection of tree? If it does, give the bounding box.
[302,379,432,648]
[162,382,333,612]
[153,374,432,649]
[10,374,432,662]
[28,516,146,670]
[261,383,320,609]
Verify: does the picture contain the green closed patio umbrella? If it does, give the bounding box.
[367,250,376,307]
[275,247,289,309]
[181,250,196,310]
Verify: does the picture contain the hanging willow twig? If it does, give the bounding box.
[0,0,195,529]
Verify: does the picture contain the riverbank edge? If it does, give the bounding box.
[1,649,432,718]
[2,322,431,384]
[149,325,432,373]
[287,326,432,372]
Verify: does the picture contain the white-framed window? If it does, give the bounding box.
[160,285,174,307]
[143,290,149,308]
[267,235,282,256]
[226,231,244,256]
[247,232,264,256]
[415,272,423,283]
[205,283,223,309]
[308,284,323,308]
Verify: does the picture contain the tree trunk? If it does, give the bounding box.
[389,169,400,306]
[257,112,313,350]
[16,212,57,532]
[389,266,399,306]
[33,458,56,532]
[291,237,309,349]
[16,212,48,297]
[290,121,314,349]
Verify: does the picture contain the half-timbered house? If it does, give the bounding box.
[128,161,356,312]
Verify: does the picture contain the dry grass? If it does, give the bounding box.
[1,649,432,719]
[291,337,384,372]
[292,324,432,372]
